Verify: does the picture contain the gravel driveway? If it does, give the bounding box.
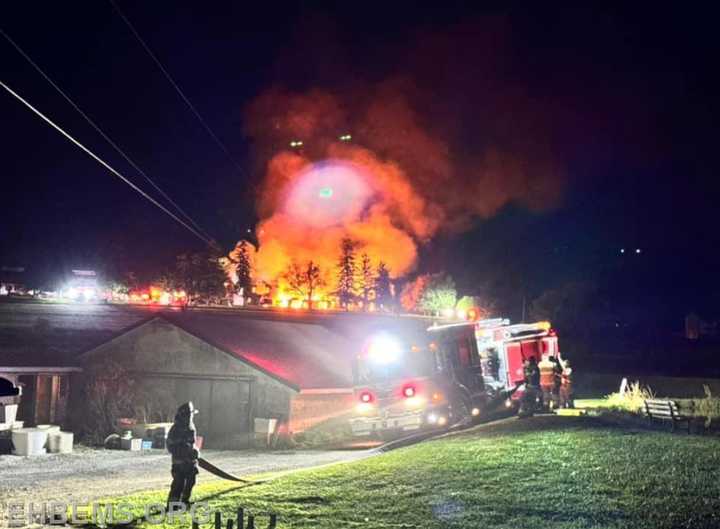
[0,446,370,508]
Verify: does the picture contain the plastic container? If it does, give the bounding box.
[254,418,278,434]
[0,404,18,424]
[12,429,48,456]
[47,432,74,454]
[120,438,142,451]
[36,424,61,434]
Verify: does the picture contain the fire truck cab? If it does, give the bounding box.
[349,319,563,437]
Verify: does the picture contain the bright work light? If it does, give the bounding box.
[366,334,403,364]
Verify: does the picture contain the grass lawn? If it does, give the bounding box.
[91,416,720,529]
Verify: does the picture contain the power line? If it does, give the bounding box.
[109,0,246,176]
[0,28,214,243]
[0,80,213,245]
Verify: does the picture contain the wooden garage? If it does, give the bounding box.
[80,317,300,449]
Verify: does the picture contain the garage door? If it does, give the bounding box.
[142,376,252,449]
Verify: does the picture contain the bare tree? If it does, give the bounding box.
[284,260,325,309]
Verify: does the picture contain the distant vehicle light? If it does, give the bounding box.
[505,399,513,408]
[438,416,448,426]
[359,391,373,403]
[427,413,437,424]
[471,407,480,417]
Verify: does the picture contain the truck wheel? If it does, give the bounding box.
[450,397,471,426]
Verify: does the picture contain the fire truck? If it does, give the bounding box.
[349,318,563,437]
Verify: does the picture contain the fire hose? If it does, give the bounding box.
[198,457,259,483]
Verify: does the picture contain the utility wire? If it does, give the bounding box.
[0,80,213,245]
[0,28,214,243]
[109,0,246,176]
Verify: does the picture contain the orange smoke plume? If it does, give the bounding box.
[245,83,564,301]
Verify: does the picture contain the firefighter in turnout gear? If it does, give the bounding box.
[559,360,574,408]
[538,356,556,410]
[167,402,199,507]
[551,356,564,409]
[519,357,540,417]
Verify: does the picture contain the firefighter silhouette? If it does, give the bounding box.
[560,360,574,408]
[519,357,540,417]
[167,402,199,507]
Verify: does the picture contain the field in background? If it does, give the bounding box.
[576,373,720,399]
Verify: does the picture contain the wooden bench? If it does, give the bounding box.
[643,399,691,433]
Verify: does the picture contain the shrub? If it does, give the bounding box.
[694,385,720,427]
[605,381,655,412]
[79,360,135,445]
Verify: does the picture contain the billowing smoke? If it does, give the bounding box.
[244,81,563,294]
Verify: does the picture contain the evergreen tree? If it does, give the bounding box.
[336,237,357,309]
[359,253,374,309]
[174,246,227,303]
[234,240,253,298]
[375,262,392,311]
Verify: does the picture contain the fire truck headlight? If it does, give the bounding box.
[367,334,402,364]
[356,402,373,414]
[427,413,437,424]
[471,407,480,417]
[505,399,513,408]
[404,396,425,408]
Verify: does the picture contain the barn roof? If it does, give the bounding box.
[0,301,432,389]
[161,312,355,389]
[0,302,151,368]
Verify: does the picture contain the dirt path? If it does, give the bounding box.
[0,446,370,509]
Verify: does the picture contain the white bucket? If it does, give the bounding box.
[36,424,61,434]
[48,432,74,454]
[0,404,18,424]
[12,429,48,456]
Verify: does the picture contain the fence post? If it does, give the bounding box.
[214,511,222,529]
[268,513,277,528]
[226,518,234,529]
[237,508,244,529]
[192,522,199,529]
[246,515,255,529]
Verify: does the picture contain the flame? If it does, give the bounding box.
[251,152,428,306]
[244,85,564,307]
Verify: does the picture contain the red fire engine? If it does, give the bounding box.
[350,318,563,437]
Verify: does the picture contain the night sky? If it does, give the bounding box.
[2,3,718,321]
